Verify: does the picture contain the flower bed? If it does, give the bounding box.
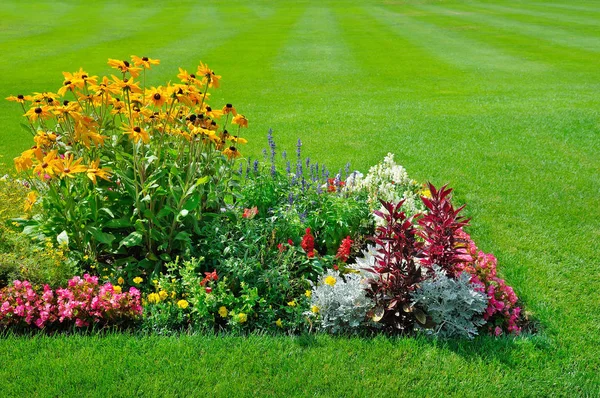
[2,57,524,337]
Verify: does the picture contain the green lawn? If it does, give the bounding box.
[1,0,599,396]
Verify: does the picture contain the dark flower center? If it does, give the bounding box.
[206,106,212,111]
[63,100,70,106]
[63,168,70,173]
[34,107,42,114]
[133,127,141,133]
[226,103,232,108]
[229,146,236,151]
[17,95,24,100]
[82,74,88,79]
[142,57,149,62]
[41,163,48,168]
[189,114,197,122]
[153,93,161,100]
[64,80,71,86]
[123,78,129,83]
[190,74,196,79]
[123,60,130,67]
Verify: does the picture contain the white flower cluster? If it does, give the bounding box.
[345,153,424,217]
[306,270,373,334]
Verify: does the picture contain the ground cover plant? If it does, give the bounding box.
[0,0,598,396]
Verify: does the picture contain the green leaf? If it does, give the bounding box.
[156,206,175,218]
[119,231,143,248]
[106,218,133,228]
[90,228,116,245]
[100,208,115,218]
[183,193,200,211]
[196,175,209,185]
[174,231,190,242]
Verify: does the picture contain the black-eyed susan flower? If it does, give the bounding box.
[86,159,112,184]
[146,86,166,107]
[32,150,61,178]
[5,94,31,104]
[56,154,87,179]
[108,59,142,78]
[122,124,150,144]
[204,106,223,119]
[222,103,237,116]
[24,105,53,121]
[111,76,142,93]
[222,146,241,159]
[14,154,34,173]
[57,71,85,96]
[231,114,248,128]
[131,55,160,69]
[31,92,59,105]
[177,68,197,84]
[88,76,120,96]
[197,61,221,88]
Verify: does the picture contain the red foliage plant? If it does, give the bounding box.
[418,182,472,278]
[364,200,425,333]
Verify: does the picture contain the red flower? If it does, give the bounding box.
[327,178,346,193]
[301,228,315,258]
[277,243,285,253]
[287,239,294,246]
[242,207,258,219]
[200,269,218,286]
[333,265,339,271]
[335,236,353,263]
[205,287,212,294]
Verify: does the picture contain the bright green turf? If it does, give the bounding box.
[0,0,599,395]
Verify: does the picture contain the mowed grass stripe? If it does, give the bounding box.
[468,1,600,29]
[0,2,79,43]
[411,2,600,75]
[446,1,600,53]
[367,5,543,74]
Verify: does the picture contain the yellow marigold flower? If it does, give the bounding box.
[159,290,168,301]
[311,305,320,314]
[287,300,297,307]
[113,285,122,294]
[275,318,283,328]
[324,276,337,287]
[231,114,248,128]
[23,191,37,212]
[122,124,150,144]
[222,146,241,159]
[177,299,189,309]
[86,159,112,184]
[131,55,160,69]
[218,306,228,318]
[108,59,142,78]
[133,277,143,284]
[238,313,247,323]
[117,277,125,285]
[305,290,312,298]
[147,292,160,304]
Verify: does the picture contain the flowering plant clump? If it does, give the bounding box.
[0,275,142,330]
[454,229,522,335]
[306,270,374,334]
[345,153,424,217]
[8,56,248,279]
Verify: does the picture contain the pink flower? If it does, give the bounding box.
[494,326,503,337]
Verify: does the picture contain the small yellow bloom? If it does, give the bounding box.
[133,277,143,284]
[305,290,312,298]
[177,300,189,309]
[287,300,297,307]
[311,305,320,314]
[117,277,125,285]
[324,276,337,287]
[147,292,160,304]
[153,280,158,285]
[159,290,168,300]
[218,306,228,318]
[23,191,37,212]
[238,313,247,323]
[113,285,122,294]
[275,318,283,328]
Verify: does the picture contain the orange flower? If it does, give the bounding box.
[111,75,142,93]
[5,94,31,104]
[197,61,221,88]
[131,55,160,69]
[222,146,241,159]
[56,154,88,179]
[108,59,142,78]
[24,106,53,121]
[231,114,248,128]
[86,159,112,184]
[122,124,150,144]
[222,103,237,116]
